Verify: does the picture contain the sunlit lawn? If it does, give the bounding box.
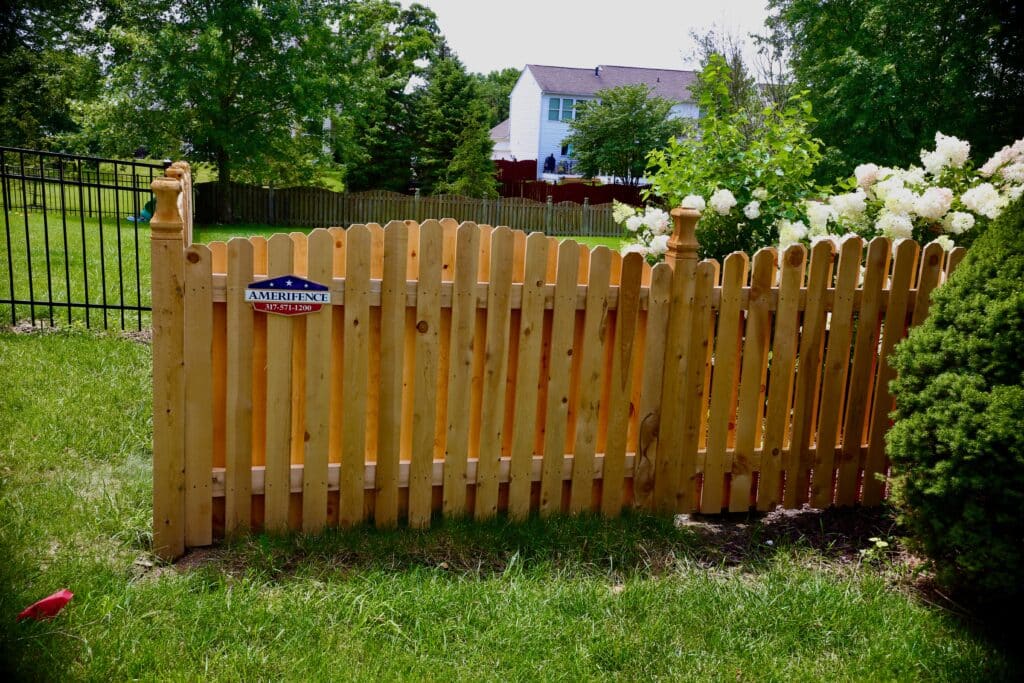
[0,328,1017,680]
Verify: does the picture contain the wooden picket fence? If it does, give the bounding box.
[150,163,966,560]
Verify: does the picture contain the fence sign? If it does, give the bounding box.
[244,275,330,316]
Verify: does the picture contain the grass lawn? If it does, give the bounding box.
[193,224,623,250]
[0,328,1016,680]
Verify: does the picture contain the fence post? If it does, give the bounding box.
[414,188,421,222]
[150,163,187,561]
[582,197,590,236]
[665,207,700,269]
[545,195,553,233]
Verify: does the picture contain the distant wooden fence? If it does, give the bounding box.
[151,163,965,560]
[194,182,622,237]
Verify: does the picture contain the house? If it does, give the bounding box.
[493,64,699,179]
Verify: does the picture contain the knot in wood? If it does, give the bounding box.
[416,320,429,333]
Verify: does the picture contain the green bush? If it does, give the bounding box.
[887,197,1024,602]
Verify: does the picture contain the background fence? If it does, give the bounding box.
[151,163,966,559]
[0,146,166,330]
[194,182,623,237]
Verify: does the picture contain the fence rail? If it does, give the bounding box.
[1,146,166,330]
[150,162,966,559]
[195,182,623,237]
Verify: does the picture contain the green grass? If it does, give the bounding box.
[193,223,622,250]
[0,329,1016,680]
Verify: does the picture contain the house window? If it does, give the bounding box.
[561,143,573,156]
[548,98,587,121]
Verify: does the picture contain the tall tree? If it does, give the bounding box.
[0,0,100,148]
[73,0,344,190]
[342,1,442,192]
[436,102,498,198]
[763,0,1024,182]
[414,56,489,194]
[562,84,684,187]
[470,68,521,129]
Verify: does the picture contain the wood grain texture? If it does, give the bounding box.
[540,239,579,516]
[184,243,213,546]
[224,238,254,531]
[340,226,371,526]
[263,234,294,532]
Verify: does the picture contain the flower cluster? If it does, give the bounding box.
[614,202,673,262]
[779,132,1024,253]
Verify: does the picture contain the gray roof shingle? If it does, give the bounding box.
[526,64,697,102]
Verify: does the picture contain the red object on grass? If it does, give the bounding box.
[17,589,73,621]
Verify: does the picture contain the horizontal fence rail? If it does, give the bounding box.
[150,163,966,559]
[194,182,623,237]
[1,146,166,330]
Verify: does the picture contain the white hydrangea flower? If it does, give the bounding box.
[855,163,880,189]
[913,187,954,222]
[612,200,637,224]
[903,166,927,186]
[1001,162,1024,183]
[875,211,914,240]
[884,187,917,215]
[752,187,768,201]
[805,201,836,233]
[920,150,947,176]
[681,194,706,212]
[829,190,867,219]
[934,132,970,168]
[621,243,648,257]
[961,182,1006,219]
[642,207,671,235]
[743,201,761,219]
[777,219,808,248]
[979,138,1024,177]
[709,188,737,215]
[649,234,670,255]
[930,235,955,252]
[625,215,643,233]
[872,173,904,201]
[942,211,975,235]
[1008,185,1024,200]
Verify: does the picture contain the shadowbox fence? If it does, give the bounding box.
[151,162,965,560]
[0,146,167,330]
[195,182,622,237]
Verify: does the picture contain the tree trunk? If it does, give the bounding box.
[216,146,232,223]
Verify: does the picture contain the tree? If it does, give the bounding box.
[342,1,443,192]
[763,0,1024,183]
[470,68,521,129]
[0,0,100,148]
[73,0,342,193]
[562,84,683,187]
[414,56,489,194]
[435,106,498,198]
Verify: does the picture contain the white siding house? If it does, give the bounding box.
[492,64,699,179]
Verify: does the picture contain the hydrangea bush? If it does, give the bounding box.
[643,54,823,262]
[612,202,672,264]
[777,133,1024,253]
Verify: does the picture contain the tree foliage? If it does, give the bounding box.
[73,0,347,189]
[342,1,443,192]
[470,68,521,129]
[887,196,1024,605]
[763,0,1024,182]
[435,112,497,198]
[0,1,100,148]
[646,54,822,260]
[414,56,491,195]
[562,84,683,187]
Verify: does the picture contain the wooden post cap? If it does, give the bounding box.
[666,206,700,268]
[150,174,183,238]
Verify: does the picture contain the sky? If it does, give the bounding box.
[402,0,772,74]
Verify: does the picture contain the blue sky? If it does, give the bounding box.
[403,0,771,74]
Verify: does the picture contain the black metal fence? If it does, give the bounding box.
[1,147,167,331]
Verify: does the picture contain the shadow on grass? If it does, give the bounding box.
[177,506,901,582]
